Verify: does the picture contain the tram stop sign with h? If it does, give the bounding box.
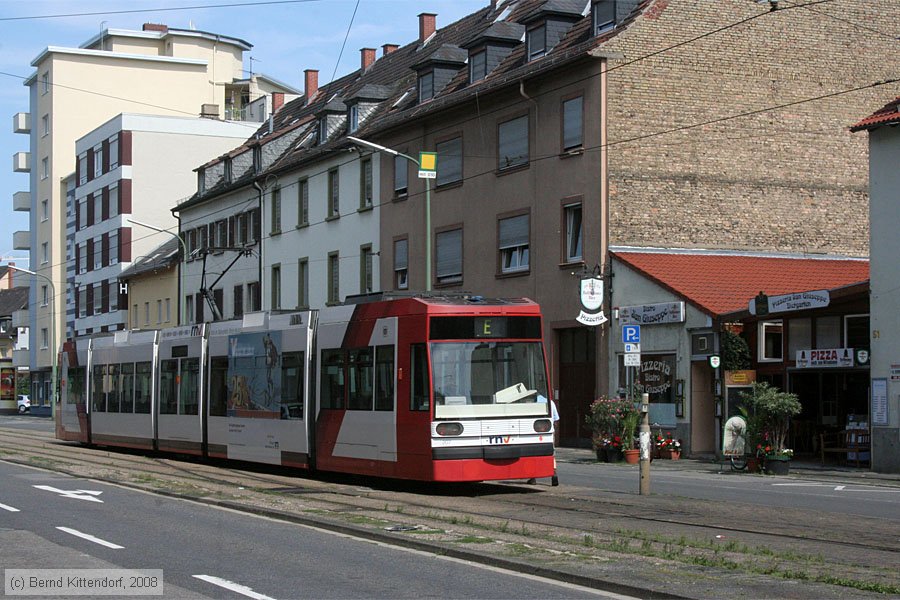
[418,152,437,179]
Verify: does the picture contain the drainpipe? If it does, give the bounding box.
[252,180,264,309]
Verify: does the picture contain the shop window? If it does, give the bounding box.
[787,318,811,359]
[844,314,870,349]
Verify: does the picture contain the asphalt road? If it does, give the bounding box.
[0,460,618,599]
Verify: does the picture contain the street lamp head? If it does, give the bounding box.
[347,136,400,157]
[7,265,37,276]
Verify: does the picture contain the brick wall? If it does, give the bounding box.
[601,0,899,257]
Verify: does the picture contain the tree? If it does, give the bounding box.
[722,329,751,371]
[739,382,802,457]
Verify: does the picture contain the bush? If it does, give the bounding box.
[722,329,751,371]
[586,396,639,448]
[739,382,801,456]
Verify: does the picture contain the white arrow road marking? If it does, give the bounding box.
[0,502,20,512]
[56,527,124,549]
[33,485,104,502]
[193,575,276,600]
[835,485,846,491]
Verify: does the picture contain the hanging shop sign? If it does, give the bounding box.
[749,290,830,316]
[795,348,854,368]
[576,274,608,326]
[618,301,685,326]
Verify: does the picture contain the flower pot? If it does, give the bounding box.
[660,449,681,460]
[606,448,624,463]
[765,457,790,476]
[747,456,761,473]
[596,448,607,462]
[623,449,640,464]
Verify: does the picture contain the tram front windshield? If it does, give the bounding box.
[431,341,549,419]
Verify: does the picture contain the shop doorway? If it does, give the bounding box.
[788,369,870,457]
[690,362,716,454]
[557,327,595,447]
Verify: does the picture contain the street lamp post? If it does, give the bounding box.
[126,218,189,324]
[347,136,432,292]
[10,266,56,414]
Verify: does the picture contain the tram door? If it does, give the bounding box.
[156,327,205,455]
[58,340,89,443]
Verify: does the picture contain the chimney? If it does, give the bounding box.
[360,47,376,71]
[382,43,399,57]
[304,69,319,103]
[142,23,168,32]
[418,13,436,44]
[6,262,13,288]
[272,92,285,113]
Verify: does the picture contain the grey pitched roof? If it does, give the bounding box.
[118,237,181,280]
[0,287,29,318]
[461,21,525,48]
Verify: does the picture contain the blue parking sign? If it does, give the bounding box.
[622,325,640,344]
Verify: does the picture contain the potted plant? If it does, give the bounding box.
[740,382,801,475]
[656,432,682,459]
[586,396,637,462]
[621,409,641,464]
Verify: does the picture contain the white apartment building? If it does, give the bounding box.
[11,23,298,407]
[72,114,250,336]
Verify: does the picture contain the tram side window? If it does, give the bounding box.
[180,358,200,415]
[320,349,345,409]
[348,348,374,410]
[134,362,152,414]
[92,365,106,412]
[281,352,304,419]
[67,367,86,405]
[120,363,135,413]
[159,360,178,414]
[209,357,228,417]
[410,344,429,411]
[375,345,394,411]
[106,364,120,413]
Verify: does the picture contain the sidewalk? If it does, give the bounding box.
[553,446,900,486]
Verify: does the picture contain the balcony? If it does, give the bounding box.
[13,112,31,134]
[13,151,30,173]
[12,348,30,369]
[13,191,30,212]
[13,230,30,250]
[12,308,29,329]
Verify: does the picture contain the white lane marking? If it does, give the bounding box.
[33,485,104,502]
[193,575,276,600]
[0,502,20,512]
[835,485,846,491]
[56,527,124,549]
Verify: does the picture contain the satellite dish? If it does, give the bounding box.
[723,415,747,456]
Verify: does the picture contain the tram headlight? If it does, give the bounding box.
[533,419,552,433]
[436,422,463,436]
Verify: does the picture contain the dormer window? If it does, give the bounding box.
[252,146,262,173]
[418,71,434,102]
[224,159,233,183]
[469,50,486,83]
[197,169,206,194]
[527,24,546,61]
[319,116,329,144]
[348,104,360,133]
[593,0,616,35]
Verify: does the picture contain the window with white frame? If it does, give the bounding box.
[327,252,340,304]
[78,243,87,274]
[165,298,171,322]
[93,194,102,225]
[41,242,48,264]
[215,219,228,247]
[79,287,87,317]
[41,114,49,137]
[318,116,329,144]
[527,24,546,60]
[41,199,48,222]
[593,0,616,35]
[156,300,162,324]
[93,143,103,178]
[758,320,783,362]
[498,214,529,274]
[394,238,408,290]
[298,179,309,226]
[133,304,139,328]
[349,104,360,133]
[185,295,194,324]
[248,281,261,312]
[108,184,118,219]
[94,283,103,314]
[498,115,529,170]
[93,237,103,269]
[109,282,118,312]
[109,135,119,170]
[41,72,49,94]
[563,202,583,263]
[360,158,373,208]
[41,285,48,307]
[78,200,87,230]
[78,152,87,185]
[41,328,48,349]
[144,302,150,326]
[436,228,463,284]
[41,157,48,180]
[109,231,118,265]
[360,244,373,293]
[436,137,462,186]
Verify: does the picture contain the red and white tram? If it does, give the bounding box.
[57,295,555,482]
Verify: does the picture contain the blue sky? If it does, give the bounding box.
[0,0,488,265]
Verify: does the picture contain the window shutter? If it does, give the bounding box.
[436,229,462,278]
[498,116,528,169]
[563,97,583,149]
[499,215,529,249]
[395,239,408,270]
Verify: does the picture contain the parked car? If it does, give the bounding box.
[17,394,30,414]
